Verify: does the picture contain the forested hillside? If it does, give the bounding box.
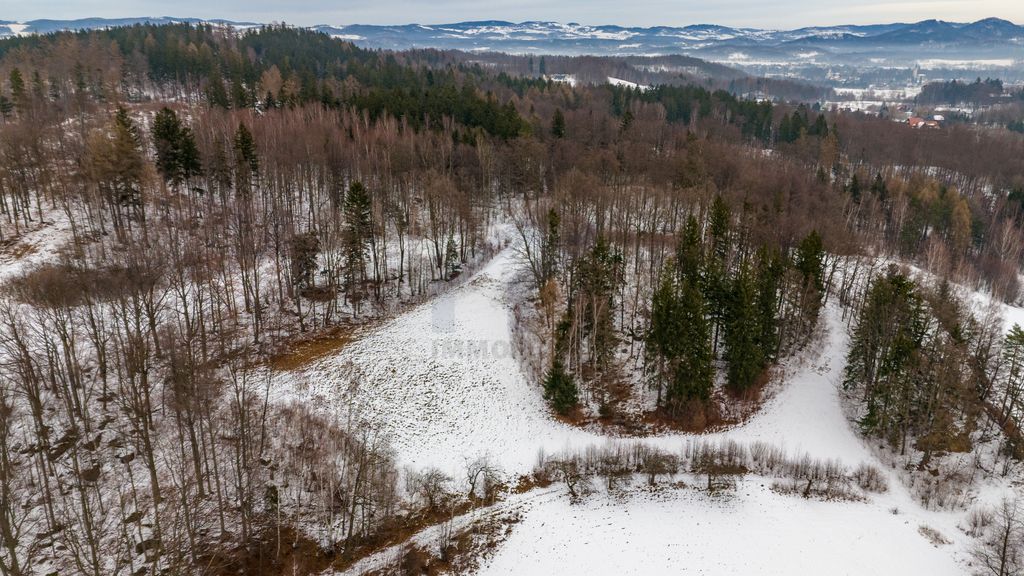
[1,23,1024,575]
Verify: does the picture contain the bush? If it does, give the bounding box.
[852,463,888,493]
[965,506,994,537]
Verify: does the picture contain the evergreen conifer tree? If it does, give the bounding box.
[723,260,764,393]
[543,359,577,415]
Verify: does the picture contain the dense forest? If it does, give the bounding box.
[0,22,1024,575]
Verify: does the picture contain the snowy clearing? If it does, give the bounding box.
[277,244,1024,574]
[478,481,963,576]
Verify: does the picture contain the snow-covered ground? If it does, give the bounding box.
[478,481,962,576]
[280,246,883,475]
[277,248,599,474]
[279,244,1024,574]
[607,77,650,91]
[0,208,73,283]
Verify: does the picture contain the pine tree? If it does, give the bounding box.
[543,359,577,415]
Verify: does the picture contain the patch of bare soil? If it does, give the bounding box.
[266,325,358,372]
[371,508,524,576]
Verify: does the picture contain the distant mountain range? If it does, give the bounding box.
[2,17,1022,69]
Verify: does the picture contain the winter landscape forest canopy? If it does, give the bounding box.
[1,9,1024,576]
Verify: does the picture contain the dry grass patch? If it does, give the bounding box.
[267,326,357,371]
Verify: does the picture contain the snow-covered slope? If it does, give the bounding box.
[281,246,875,475]
[279,248,601,474]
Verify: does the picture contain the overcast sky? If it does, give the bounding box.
[7,0,1023,29]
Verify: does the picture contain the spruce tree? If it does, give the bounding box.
[150,107,200,186]
[343,181,373,308]
[675,215,704,286]
[543,359,578,415]
[290,232,320,290]
[844,268,928,439]
[444,236,460,279]
[647,262,680,406]
[111,106,145,210]
[177,126,202,184]
[206,70,230,109]
[541,208,561,283]
[152,107,184,185]
[670,274,713,408]
[1001,325,1024,445]
[574,236,623,375]
[551,108,566,138]
[705,196,731,354]
[795,230,826,336]
[723,260,764,394]
[778,113,793,143]
[870,173,888,202]
[755,246,784,361]
[8,68,26,113]
[847,174,862,203]
[234,123,259,173]
[234,122,258,195]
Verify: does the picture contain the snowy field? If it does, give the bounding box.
[273,244,1024,574]
[478,482,962,576]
